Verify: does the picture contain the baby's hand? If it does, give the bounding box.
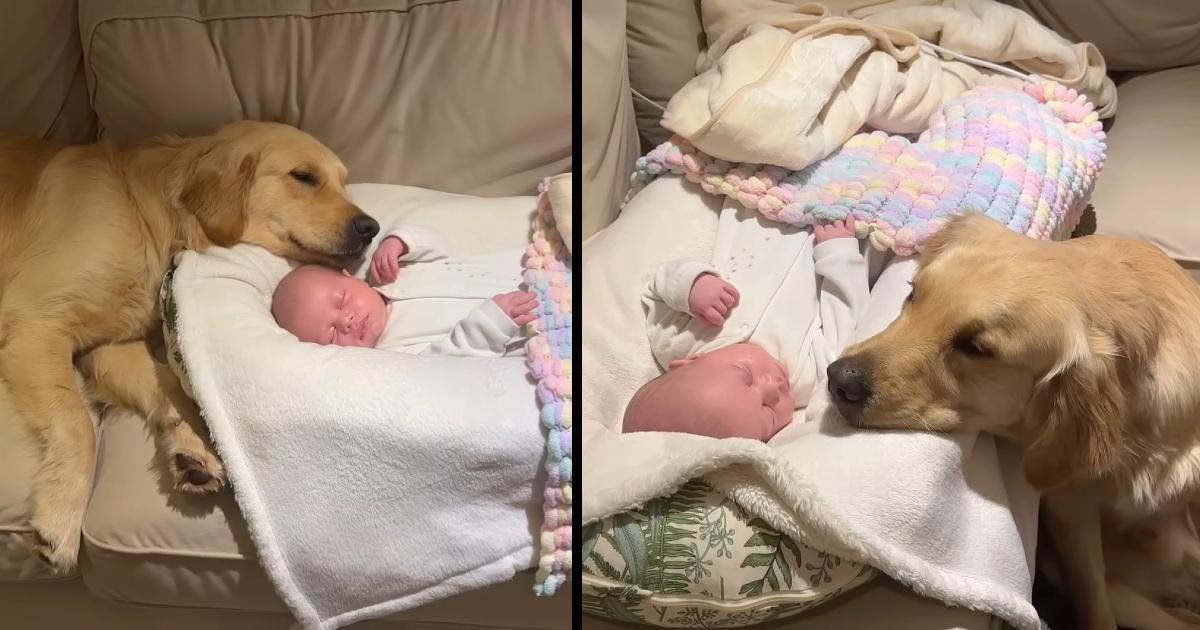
[369,236,409,285]
[814,218,857,244]
[688,274,739,326]
[494,291,539,326]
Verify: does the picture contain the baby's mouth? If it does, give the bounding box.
[357,313,369,340]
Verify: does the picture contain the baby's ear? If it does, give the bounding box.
[667,357,695,370]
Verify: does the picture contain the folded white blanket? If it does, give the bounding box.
[170,185,547,630]
[663,0,1115,170]
[583,178,1042,629]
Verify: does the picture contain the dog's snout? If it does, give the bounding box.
[827,357,873,423]
[349,214,380,243]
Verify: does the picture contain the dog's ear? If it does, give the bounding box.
[1023,342,1124,490]
[170,140,259,247]
[922,214,1012,262]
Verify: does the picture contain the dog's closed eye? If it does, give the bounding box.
[952,332,994,358]
[289,169,320,187]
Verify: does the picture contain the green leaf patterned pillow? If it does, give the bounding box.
[583,480,876,627]
[159,263,196,400]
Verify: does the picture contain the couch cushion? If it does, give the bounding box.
[82,410,568,627]
[626,0,704,150]
[0,0,97,142]
[1089,65,1200,266]
[582,0,641,239]
[79,0,571,197]
[0,379,83,583]
[1005,0,1200,72]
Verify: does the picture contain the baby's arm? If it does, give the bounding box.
[369,224,451,285]
[419,291,536,357]
[813,219,869,354]
[643,258,740,370]
[645,259,739,325]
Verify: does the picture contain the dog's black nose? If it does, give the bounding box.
[350,214,380,242]
[827,357,873,423]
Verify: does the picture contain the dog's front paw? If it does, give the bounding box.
[27,519,80,575]
[172,451,225,493]
[165,420,226,494]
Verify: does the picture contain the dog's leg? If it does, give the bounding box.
[78,340,224,493]
[0,330,95,574]
[1109,584,1200,630]
[1043,490,1117,630]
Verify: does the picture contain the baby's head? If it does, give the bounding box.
[272,265,388,347]
[623,343,795,442]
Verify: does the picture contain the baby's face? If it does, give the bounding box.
[272,265,388,348]
[626,343,795,441]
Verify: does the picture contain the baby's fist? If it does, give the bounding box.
[688,273,739,326]
[369,236,409,285]
[814,217,857,243]
[494,291,539,326]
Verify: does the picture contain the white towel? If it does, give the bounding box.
[170,185,547,630]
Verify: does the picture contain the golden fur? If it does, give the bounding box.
[0,121,373,573]
[835,214,1200,628]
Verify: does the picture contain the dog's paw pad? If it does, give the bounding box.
[172,452,225,494]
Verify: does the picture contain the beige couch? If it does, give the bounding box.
[0,1,571,628]
[582,0,1200,627]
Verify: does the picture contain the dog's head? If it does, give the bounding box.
[167,120,378,266]
[829,214,1125,490]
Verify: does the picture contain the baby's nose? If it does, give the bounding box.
[760,374,782,405]
[341,311,355,330]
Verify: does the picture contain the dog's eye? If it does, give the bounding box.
[289,170,319,187]
[952,334,993,358]
[905,281,915,303]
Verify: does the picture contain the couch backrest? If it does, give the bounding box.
[0,1,97,143]
[2,0,571,197]
[626,0,703,150]
[1004,0,1200,72]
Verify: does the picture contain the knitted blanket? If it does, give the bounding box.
[525,179,573,596]
[629,83,1106,255]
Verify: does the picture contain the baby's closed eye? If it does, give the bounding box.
[738,364,753,386]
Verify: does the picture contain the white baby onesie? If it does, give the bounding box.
[362,223,527,357]
[643,203,870,409]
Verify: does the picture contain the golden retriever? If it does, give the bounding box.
[826,214,1200,629]
[0,120,378,573]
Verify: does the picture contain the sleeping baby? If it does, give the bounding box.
[622,207,869,443]
[271,223,536,356]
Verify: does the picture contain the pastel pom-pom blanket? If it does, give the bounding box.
[526,178,574,596]
[629,83,1106,255]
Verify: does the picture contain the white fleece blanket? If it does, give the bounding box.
[169,185,547,630]
[583,178,1043,629]
[663,0,1115,170]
